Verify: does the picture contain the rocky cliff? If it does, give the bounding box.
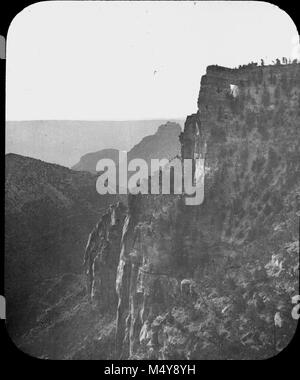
[85,62,300,359]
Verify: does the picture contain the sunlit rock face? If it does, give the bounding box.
[86,63,300,359]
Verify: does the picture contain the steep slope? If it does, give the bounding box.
[12,63,299,360]
[72,121,182,173]
[5,154,116,339]
[86,62,299,360]
[14,201,128,359]
[71,149,120,173]
[127,121,182,163]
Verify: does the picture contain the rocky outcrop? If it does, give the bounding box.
[86,62,300,359]
[84,201,127,311]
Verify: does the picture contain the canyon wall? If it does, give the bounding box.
[85,63,300,359]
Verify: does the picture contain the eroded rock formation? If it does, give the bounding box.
[85,63,300,359]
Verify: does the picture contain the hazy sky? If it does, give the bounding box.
[6,1,300,121]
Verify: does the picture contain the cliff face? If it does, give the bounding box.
[84,201,127,310]
[85,63,299,359]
